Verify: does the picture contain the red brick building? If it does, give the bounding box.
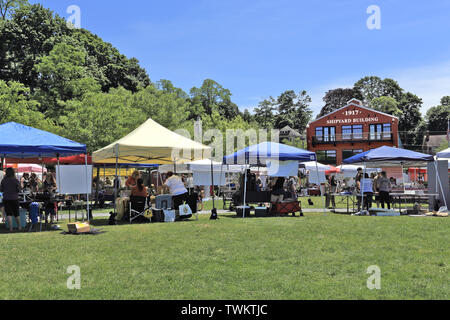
[306,99,399,166]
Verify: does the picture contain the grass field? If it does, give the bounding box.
[0,211,449,300]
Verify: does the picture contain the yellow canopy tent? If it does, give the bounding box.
[93,118,211,164]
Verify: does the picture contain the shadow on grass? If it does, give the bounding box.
[0,222,64,235]
[220,213,303,219]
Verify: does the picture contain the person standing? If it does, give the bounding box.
[164,171,189,209]
[327,174,337,209]
[0,168,22,232]
[373,172,381,208]
[355,167,363,211]
[0,168,5,222]
[360,173,375,212]
[377,171,392,209]
[43,172,57,224]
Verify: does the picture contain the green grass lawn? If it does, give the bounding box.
[0,212,448,300]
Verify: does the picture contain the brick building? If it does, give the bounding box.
[306,99,399,166]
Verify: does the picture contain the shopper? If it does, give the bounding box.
[0,168,21,232]
[355,167,363,211]
[164,171,188,209]
[377,171,392,209]
[360,173,375,212]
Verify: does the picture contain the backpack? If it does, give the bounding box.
[108,212,117,225]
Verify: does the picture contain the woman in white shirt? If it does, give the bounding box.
[360,173,375,211]
[164,171,189,210]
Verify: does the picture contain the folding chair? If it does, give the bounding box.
[129,196,150,223]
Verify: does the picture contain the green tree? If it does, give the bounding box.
[354,76,403,105]
[370,96,403,117]
[0,0,27,20]
[253,97,276,128]
[0,80,57,131]
[275,90,312,133]
[426,104,450,133]
[33,42,101,118]
[318,88,363,118]
[189,79,240,120]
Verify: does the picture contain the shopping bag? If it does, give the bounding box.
[163,209,176,222]
[179,202,192,216]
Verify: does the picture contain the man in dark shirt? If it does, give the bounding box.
[0,168,21,232]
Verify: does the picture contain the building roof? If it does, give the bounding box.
[279,126,302,137]
[309,99,399,126]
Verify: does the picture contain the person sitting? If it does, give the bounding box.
[21,173,31,190]
[125,171,140,189]
[29,173,40,193]
[104,177,112,186]
[131,179,148,198]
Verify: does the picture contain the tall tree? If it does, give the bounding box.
[354,76,403,105]
[254,97,276,128]
[318,88,363,118]
[426,103,450,133]
[397,92,424,151]
[33,42,100,118]
[275,90,312,133]
[189,79,240,120]
[0,0,27,20]
[0,80,57,131]
[370,96,403,117]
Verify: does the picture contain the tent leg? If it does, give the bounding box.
[434,161,448,209]
[315,160,327,216]
[243,160,248,218]
[85,154,90,222]
[361,163,366,214]
[114,145,119,214]
[57,155,61,223]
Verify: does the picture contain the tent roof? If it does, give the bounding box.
[343,146,434,167]
[0,122,86,158]
[223,142,316,165]
[92,118,211,165]
[437,148,450,159]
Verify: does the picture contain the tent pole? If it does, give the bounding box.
[85,154,90,222]
[211,158,216,215]
[434,161,448,209]
[114,145,119,214]
[361,162,366,214]
[57,154,61,222]
[315,160,327,216]
[243,157,248,218]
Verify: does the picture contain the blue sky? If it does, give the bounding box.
[32,0,450,116]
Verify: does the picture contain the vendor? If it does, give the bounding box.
[164,171,188,209]
[125,171,140,189]
[131,178,148,197]
[270,177,285,203]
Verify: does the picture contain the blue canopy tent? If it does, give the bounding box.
[437,148,450,159]
[223,142,326,216]
[343,146,446,212]
[0,122,90,221]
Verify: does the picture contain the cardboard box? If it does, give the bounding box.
[67,222,91,234]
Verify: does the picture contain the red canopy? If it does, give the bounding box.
[4,154,92,165]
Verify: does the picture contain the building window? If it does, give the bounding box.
[316,150,337,165]
[342,149,364,161]
[342,125,363,140]
[315,127,336,142]
[370,124,392,140]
